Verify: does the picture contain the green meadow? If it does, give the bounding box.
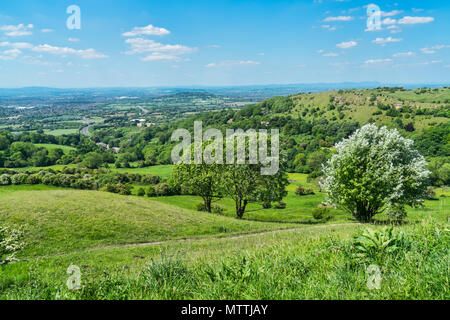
[0,172,448,300]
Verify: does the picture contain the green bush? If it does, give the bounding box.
[426,186,437,200]
[137,188,146,197]
[262,202,272,209]
[146,185,156,197]
[196,203,206,212]
[0,174,11,185]
[274,201,287,209]
[295,185,315,196]
[154,183,170,196]
[211,205,224,215]
[312,207,332,221]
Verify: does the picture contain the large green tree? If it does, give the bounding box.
[223,162,289,218]
[173,163,224,213]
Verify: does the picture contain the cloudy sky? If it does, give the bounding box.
[0,0,448,87]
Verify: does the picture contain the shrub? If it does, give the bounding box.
[141,175,161,185]
[137,188,146,197]
[211,205,224,215]
[312,207,332,221]
[295,185,315,196]
[116,183,131,196]
[0,226,25,265]
[274,201,287,209]
[386,204,407,222]
[26,174,41,185]
[426,186,437,200]
[0,174,11,186]
[196,203,206,212]
[154,183,170,197]
[146,186,156,197]
[10,174,22,185]
[262,202,272,209]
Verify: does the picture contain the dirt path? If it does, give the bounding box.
[33,223,358,260]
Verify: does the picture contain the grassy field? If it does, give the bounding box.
[0,176,448,299]
[43,129,79,136]
[112,164,174,179]
[34,143,76,153]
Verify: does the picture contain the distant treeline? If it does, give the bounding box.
[0,167,166,196]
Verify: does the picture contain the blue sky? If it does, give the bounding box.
[0,0,449,87]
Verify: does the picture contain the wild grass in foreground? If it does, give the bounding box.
[1,220,448,300]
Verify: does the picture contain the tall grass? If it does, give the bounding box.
[2,220,448,300]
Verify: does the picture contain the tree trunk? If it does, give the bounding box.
[235,199,248,219]
[204,197,212,213]
[353,202,377,222]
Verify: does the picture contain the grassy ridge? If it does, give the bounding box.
[0,187,297,257]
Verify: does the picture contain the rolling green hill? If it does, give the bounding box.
[0,186,296,257]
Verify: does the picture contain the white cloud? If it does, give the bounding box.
[32,44,108,59]
[372,37,402,46]
[336,40,357,49]
[68,38,80,42]
[364,58,393,65]
[321,25,337,31]
[141,53,183,62]
[0,41,33,49]
[330,62,350,67]
[421,48,436,54]
[21,55,60,66]
[124,38,196,63]
[0,24,33,36]
[381,10,403,17]
[393,52,415,57]
[392,60,442,68]
[382,18,397,25]
[421,45,450,54]
[323,52,339,57]
[0,48,21,60]
[387,25,402,34]
[122,24,170,37]
[398,16,434,25]
[323,16,354,22]
[205,60,260,68]
[430,45,450,50]
[41,29,53,33]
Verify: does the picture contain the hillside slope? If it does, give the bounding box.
[0,187,295,257]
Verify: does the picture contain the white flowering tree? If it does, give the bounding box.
[321,124,429,222]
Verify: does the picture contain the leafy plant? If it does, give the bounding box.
[351,227,407,265]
